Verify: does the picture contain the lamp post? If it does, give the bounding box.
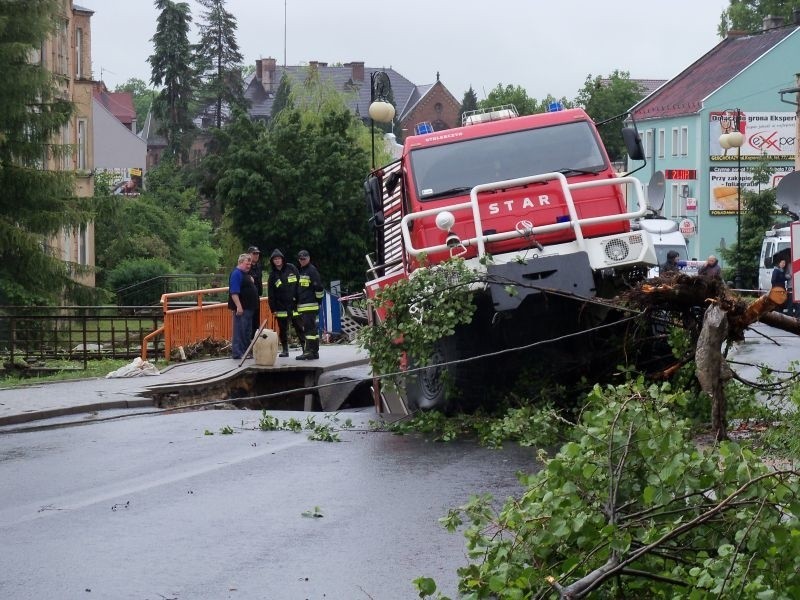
[368,70,395,169]
[719,108,744,288]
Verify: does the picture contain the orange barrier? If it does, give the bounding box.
[141,287,275,361]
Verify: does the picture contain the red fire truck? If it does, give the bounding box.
[363,105,657,410]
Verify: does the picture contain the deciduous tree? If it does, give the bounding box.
[217,82,370,291]
[718,0,800,36]
[270,72,293,119]
[576,70,645,162]
[114,77,155,128]
[480,83,539,115]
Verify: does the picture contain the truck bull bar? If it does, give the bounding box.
[400,172,648,258]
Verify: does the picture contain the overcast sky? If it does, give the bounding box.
[76,0,731,101]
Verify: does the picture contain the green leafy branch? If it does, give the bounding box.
[356,258,480,389]
[257,410,353,442]
[426,378,800,599]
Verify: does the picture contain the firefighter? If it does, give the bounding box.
[295,250,325,360]
[267,249,304,357]
[248,246,264,338]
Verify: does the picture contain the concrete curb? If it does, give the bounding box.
[0,398,154,427]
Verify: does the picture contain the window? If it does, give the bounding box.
[76,27,83,79]
[61,121,72,170]
[657,129,665,158]
[409,120,608,201]
[79,224,88,265]
[55,19,69,75]
[77,119,86,170]
[669,183,684,217]
[680,126,688,156]
[643,130,653,159]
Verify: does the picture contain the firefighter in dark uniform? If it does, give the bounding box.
[267,248,304,357]
[248,246,264,338]
[295,250,325,360]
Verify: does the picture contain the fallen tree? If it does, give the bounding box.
[625,275,790,440]
[423,381,800,600]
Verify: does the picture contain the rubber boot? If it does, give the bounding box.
[297,338,319,360]
[279,344,289,358]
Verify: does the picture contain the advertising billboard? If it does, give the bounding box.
[708,166,794,215]
[709,111,796,161]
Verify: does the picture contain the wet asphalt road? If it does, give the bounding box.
[0,410,538,600]
[1,321,796,600]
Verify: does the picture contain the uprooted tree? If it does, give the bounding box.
[625,271,790,440]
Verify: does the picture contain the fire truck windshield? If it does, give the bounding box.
[411,120,607,202]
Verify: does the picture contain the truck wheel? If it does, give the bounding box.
[404,329,488,413]
[404,343,447,411]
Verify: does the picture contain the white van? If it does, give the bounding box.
[638,219,696,277]
[758,226,791,291]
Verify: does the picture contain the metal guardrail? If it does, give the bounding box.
[115,273,229,305]
[400,172,648,259]
[140,288,276,362]
[0,306,163,369]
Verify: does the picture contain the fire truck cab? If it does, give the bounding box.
[363,105,657,410]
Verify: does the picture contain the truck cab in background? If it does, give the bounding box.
[638,218,697,278]
[759,225,792,292]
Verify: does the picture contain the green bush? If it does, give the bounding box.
[106,258,174,305]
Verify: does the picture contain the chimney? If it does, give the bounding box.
[262,57,277,92]
[348,61,365,82]
[762,15,785,30]
[254,59,263,81]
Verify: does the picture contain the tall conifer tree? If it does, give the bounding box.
[458,86,478,126]
[0,0,93,304]
[194,0,246,129]
[148,0,196,159]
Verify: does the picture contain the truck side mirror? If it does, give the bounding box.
[622,127,644,161]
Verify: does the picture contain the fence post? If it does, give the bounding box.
[81,311,88,370]
[9,317,15,365]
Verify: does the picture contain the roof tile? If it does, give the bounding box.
[633,26,799,120]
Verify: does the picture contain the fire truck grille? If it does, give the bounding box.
[604,238,630,262]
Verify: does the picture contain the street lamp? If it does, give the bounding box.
[719,108,744,288]
[368,70,395,169]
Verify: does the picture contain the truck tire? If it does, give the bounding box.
[404,318,490,413]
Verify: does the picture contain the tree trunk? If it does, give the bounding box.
[694,304,733,441]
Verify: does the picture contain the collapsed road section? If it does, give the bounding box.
[142,346,375,413]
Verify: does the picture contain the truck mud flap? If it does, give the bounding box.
[487,252,596,312]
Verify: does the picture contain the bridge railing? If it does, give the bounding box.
[141,288,275,362]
